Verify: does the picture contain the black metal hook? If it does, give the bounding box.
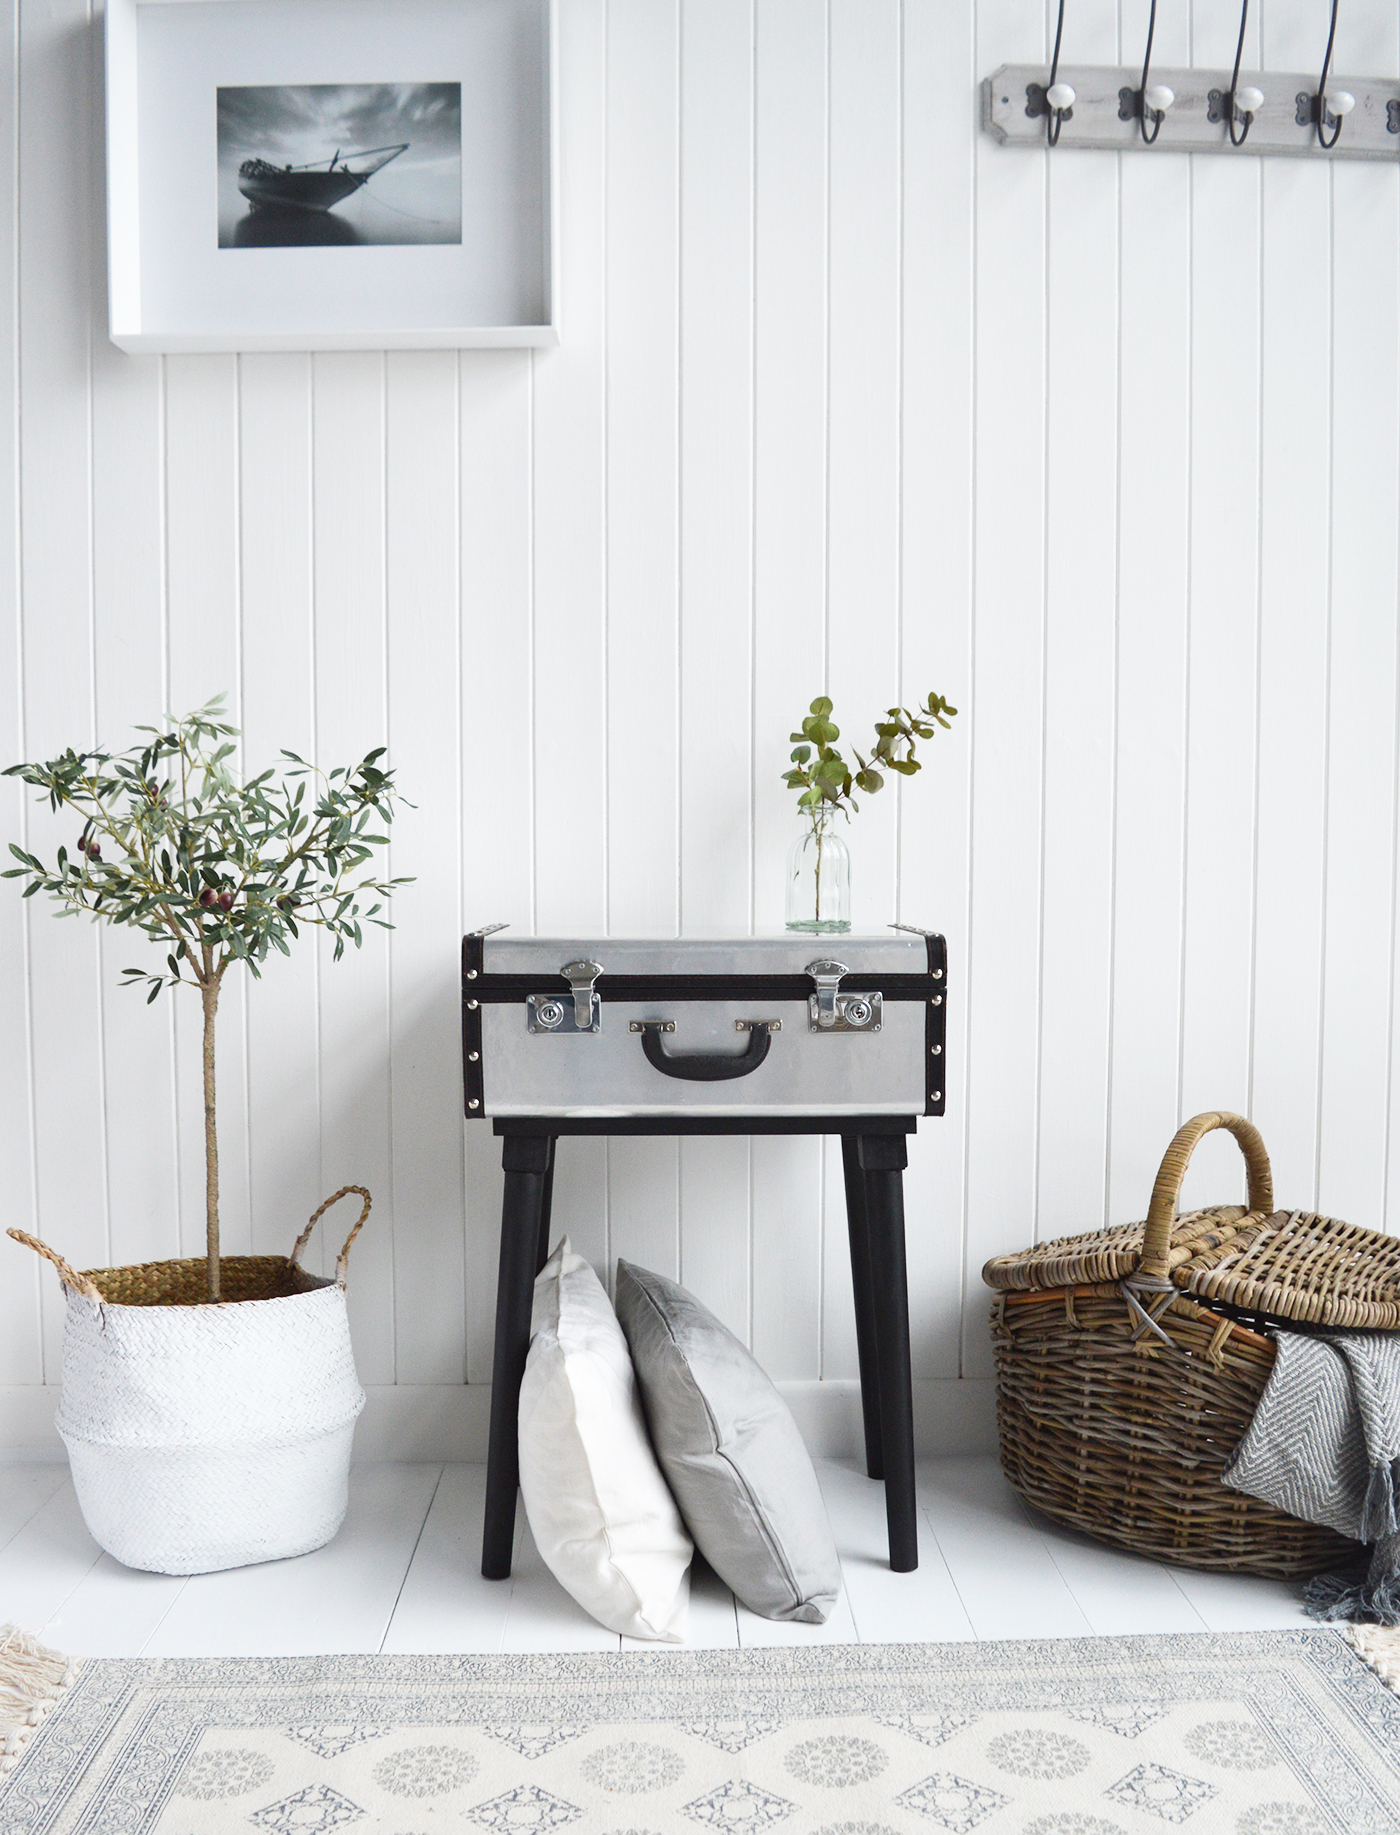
[1312,0,1346,148]
[1226,0,1254,144]
[1046,0,1070,146]
[1136,0,1166,143]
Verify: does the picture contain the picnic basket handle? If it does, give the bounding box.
[6,1230,103,1301]
[1139,1112,1273,1281]
[290,1186,372,1288]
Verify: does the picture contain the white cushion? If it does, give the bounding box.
[517,1239,692,1641]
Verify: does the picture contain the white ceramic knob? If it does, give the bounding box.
[1046,82,1076,110]
[1145,84,1175,113]
[1235,86,1265,114]
[1326,89,1356,116]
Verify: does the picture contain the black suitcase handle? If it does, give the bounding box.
[635,1020,772,1082]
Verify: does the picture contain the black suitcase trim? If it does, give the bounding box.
[465,971,940,1003]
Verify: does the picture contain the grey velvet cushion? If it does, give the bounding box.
[614,1259,841,1623]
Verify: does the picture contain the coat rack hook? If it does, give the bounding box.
[1043,0,1074,146]
[1224,0,1263,144]
[1127,0,1174,143]
[1309,0,1352,148]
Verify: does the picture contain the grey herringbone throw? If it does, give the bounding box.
[1222,1330,1400,1624]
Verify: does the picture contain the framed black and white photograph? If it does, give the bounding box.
[216,82,464,249]
[106,0,557,352]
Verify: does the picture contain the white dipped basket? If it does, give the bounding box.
[9,1189,370,1575]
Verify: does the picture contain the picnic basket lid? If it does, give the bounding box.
[982,1110,1400,1330]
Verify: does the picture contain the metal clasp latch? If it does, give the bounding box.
[562,959,603,1031]
[806,960,848,1028]
[528,958,604,1034]
[806,958,882,1034]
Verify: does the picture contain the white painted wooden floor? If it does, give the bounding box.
[1,1458,1315,1660]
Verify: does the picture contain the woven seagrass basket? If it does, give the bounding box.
[7,1187,372,1576]
[982,1112,1400,1577]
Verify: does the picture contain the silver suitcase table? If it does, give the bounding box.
[463,927,948,1578]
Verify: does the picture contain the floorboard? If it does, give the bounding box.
[381,1464,515,1655]
[0,1464,69,1553]
[817,1458,976,1643]
[0,1456,1340,1655]
[500,1515,622,1653]
[139,1464,442,1658]
[1164,1563,1312,1632]
[0,1482,107,1635]
[917,1457,1095,1640]
[40,1555,188,1659]
[1016,1505,1211,1637]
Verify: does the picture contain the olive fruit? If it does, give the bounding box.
[198,887,216,908]
[216,891,234,912]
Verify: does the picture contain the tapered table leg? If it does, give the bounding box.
[482,1133,555,1580]
[535,1136,558,1273]
[841,1133,885,1480]
[858,1131,918,1572]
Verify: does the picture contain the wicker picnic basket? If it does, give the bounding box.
[982,1111,1400,1576]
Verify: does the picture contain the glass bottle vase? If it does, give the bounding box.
[785,804,851,933]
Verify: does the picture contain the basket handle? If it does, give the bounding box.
[289,1186,372,1288]
[1139,1112,1273,1281]
[6,1230,103,1301]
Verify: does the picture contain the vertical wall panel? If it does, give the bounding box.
[460,349,534,1377]
[898,0,974,1379]
[601,0,682,1296]
[238,354,322,1261]
[312,351,395,1383]
[386,351,464,1384]
[1321,156,1400,1230]
[0,0,41,1381]
[1034,0,1119,1249]
[961,0,1047,1378]
[163,355,250,1267]
[674,0,754,1335]
[749,0,828,1379]
[4,0,1400,1435]
[90,335,178,1274]
[19,0,104,1382]
[1105,170,1192,1227]
[820,0,903,1380]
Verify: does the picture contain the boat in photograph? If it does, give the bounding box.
[236,143,408,214]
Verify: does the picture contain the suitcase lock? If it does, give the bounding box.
[807,960,882,1034]
[528,959,604,1034]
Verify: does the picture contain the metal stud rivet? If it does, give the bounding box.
[468,1051,480,1062]
[467,999,479,1010]
[468,1098,480,1109]
[934,968,943,978]
[467,968,478,978]
[931,1044,942,1055]
[932,1091,942,1101]
[932,995,943,1006]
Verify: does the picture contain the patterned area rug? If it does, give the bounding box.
[3,1630,1400,1835]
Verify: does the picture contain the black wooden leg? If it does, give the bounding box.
[482,1134,555,1580]
[535,1136,558,1273]
[859,1132,918,1572]
[841,1133,885,1480]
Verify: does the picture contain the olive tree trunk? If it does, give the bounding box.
[200,961,222,1302]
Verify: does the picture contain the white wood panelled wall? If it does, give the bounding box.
[3,0,1400,1445]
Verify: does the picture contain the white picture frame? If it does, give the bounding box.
[106,0,559,353]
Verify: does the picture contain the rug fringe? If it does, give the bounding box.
[1344,1624,1400,1693]
[0,1625,78,1774]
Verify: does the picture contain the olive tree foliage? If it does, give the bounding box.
[3,699,409,1300]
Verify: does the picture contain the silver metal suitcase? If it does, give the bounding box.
[462,928,946,1120]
